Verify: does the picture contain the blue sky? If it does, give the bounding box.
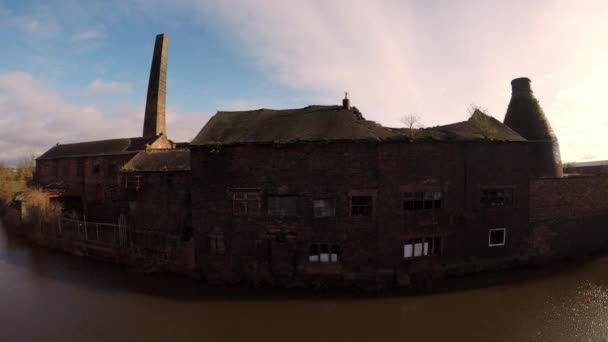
[1,0,608,164]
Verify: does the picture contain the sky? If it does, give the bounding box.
[1,0,608,165]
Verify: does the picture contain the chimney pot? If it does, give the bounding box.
[511,77,532,95]
[342,92,350,110]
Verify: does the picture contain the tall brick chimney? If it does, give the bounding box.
[143,33,168,137]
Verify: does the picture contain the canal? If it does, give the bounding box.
[1,221,608,341]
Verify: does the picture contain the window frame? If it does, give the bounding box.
[313,198,336,218]
[403,236,443,259]
[308,243,341,263]
[403,191,443,210]
[351,195,373,217]
[480,188,514,208]
[267,195,298,217]
[232,190,261,217]
[488,227,506,247]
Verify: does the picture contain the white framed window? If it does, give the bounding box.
[313,199,336,218]
[488,228,506,247]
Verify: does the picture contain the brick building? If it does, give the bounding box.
[35,34,177,224]
[189,102,532,286]
[30,32,608,289]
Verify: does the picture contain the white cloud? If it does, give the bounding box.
[72,28,106,42]
[0,71,203,165]
[156,0,608,162]
[86,79,133,94]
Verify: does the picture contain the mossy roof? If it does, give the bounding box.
[191,105,525,146]
[122,149,190,172]
[37,136,159,160]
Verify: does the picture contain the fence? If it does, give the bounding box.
[54,218,179,255]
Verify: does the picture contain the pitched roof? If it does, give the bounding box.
[426,111,526,142]
[191,105,397,145]
[37,136,158,160]
[191,105,525,145]
[122,149,190,172]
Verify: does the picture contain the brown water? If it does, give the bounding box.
[2,221,608,342]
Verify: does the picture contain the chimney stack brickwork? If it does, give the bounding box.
[143,34,168,137]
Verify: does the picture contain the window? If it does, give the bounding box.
[267,196,297,217]
[77,160,84,177]
[403,191,442,210]
[481,189,513,207]
[108,186,119,202]
[108,161,118,176]
[351,196,373,216]
[489,228,506,247]
[92,164,101,175]
[404,236,443,258]
[233,191,260,217]
[309,243,340,263]
[209,229,225,255]
[313,199,336,218]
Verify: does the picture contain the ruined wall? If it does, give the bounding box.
[124,171,191,234]
[529,176,608,259]
[35,154,135,222]
[191,141,530,286]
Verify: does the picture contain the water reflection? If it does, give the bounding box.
[2,221,608,341]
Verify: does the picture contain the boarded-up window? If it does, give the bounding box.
[481,189,513,207]
[403,191,442,210]
[351,196,373,216]
[233,191,260,217]
[313,199,336,218]
[267,196,297,217]
[404,236,443,258]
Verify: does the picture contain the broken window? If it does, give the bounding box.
[351,196,373,216]
[481,189,513,207]
[308,243,340,263]
[403,191,442,210]
[267,196,297,217]
[233,191,260,217]
[404,236,443,258]
[489,228,506,247]
[313,199,336,218]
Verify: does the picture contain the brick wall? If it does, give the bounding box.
[528,176,608,258]
[191,140,530,285]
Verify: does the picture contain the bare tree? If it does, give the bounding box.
[400,113,423,139]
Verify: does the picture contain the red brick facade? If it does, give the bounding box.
[191,141,531,286]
